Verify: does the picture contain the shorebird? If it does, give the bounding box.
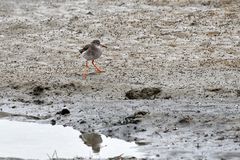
[79,40,107,79]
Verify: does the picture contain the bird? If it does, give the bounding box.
[79,40,107,79]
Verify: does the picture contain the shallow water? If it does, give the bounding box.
[0,120,145,159]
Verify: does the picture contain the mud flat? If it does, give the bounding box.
[0,0,240,159]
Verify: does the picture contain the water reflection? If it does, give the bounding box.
[80,132,103,153]
[0,120,144,159]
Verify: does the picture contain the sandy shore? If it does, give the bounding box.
[0,0,240,159]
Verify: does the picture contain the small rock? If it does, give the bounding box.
[80,120,86,124]
[50,119,56,125]
[86,11,94,15]
[173,127,178,130]
[56,108,70,115]
[190,20,197,26]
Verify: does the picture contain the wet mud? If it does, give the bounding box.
[0,0,240,159]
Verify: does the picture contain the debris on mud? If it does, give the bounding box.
[60,83,76,90]
[205,87,222,92]
[56,108,70,115]
[125,88,161,99]
[11,85,20,90]
[162,95,172,99]
[135,141,151,146]
[163,128,170,133]
[178,115,193,124]
[217,136,225,141]
[109,155,137,160]
[33,99,44,105]
[79,120,86,124]
[118,111,150,125]
[13,98,30,103]
[86,11,94,15]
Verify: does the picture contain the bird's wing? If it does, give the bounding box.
[79,44,90,54]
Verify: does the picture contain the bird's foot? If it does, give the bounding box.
[95,69,104,73]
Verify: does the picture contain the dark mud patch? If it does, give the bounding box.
[29,85,50,96]
[32,86,45,96]
[33,99,45,105]
[125,88,161,99]
[56,108,70,115]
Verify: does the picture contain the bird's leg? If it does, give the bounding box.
[92,60,103,73]
[82,61,89,79]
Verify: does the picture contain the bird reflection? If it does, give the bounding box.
[80,132,103,153]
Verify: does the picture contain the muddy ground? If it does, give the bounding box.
[0,0,240,159]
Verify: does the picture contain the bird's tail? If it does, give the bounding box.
[79,49,84,54]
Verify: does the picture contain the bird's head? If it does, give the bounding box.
[91,40,107,48]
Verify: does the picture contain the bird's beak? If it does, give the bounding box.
[100,44,107,48]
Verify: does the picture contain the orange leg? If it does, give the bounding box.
[82,61,89,79]
[92,60,104,73]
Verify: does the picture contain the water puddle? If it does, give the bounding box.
[0,120,145,159]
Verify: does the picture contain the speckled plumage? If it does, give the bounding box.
[79,40,107,79]
[79,40,104,60]
[82,44,102,60]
